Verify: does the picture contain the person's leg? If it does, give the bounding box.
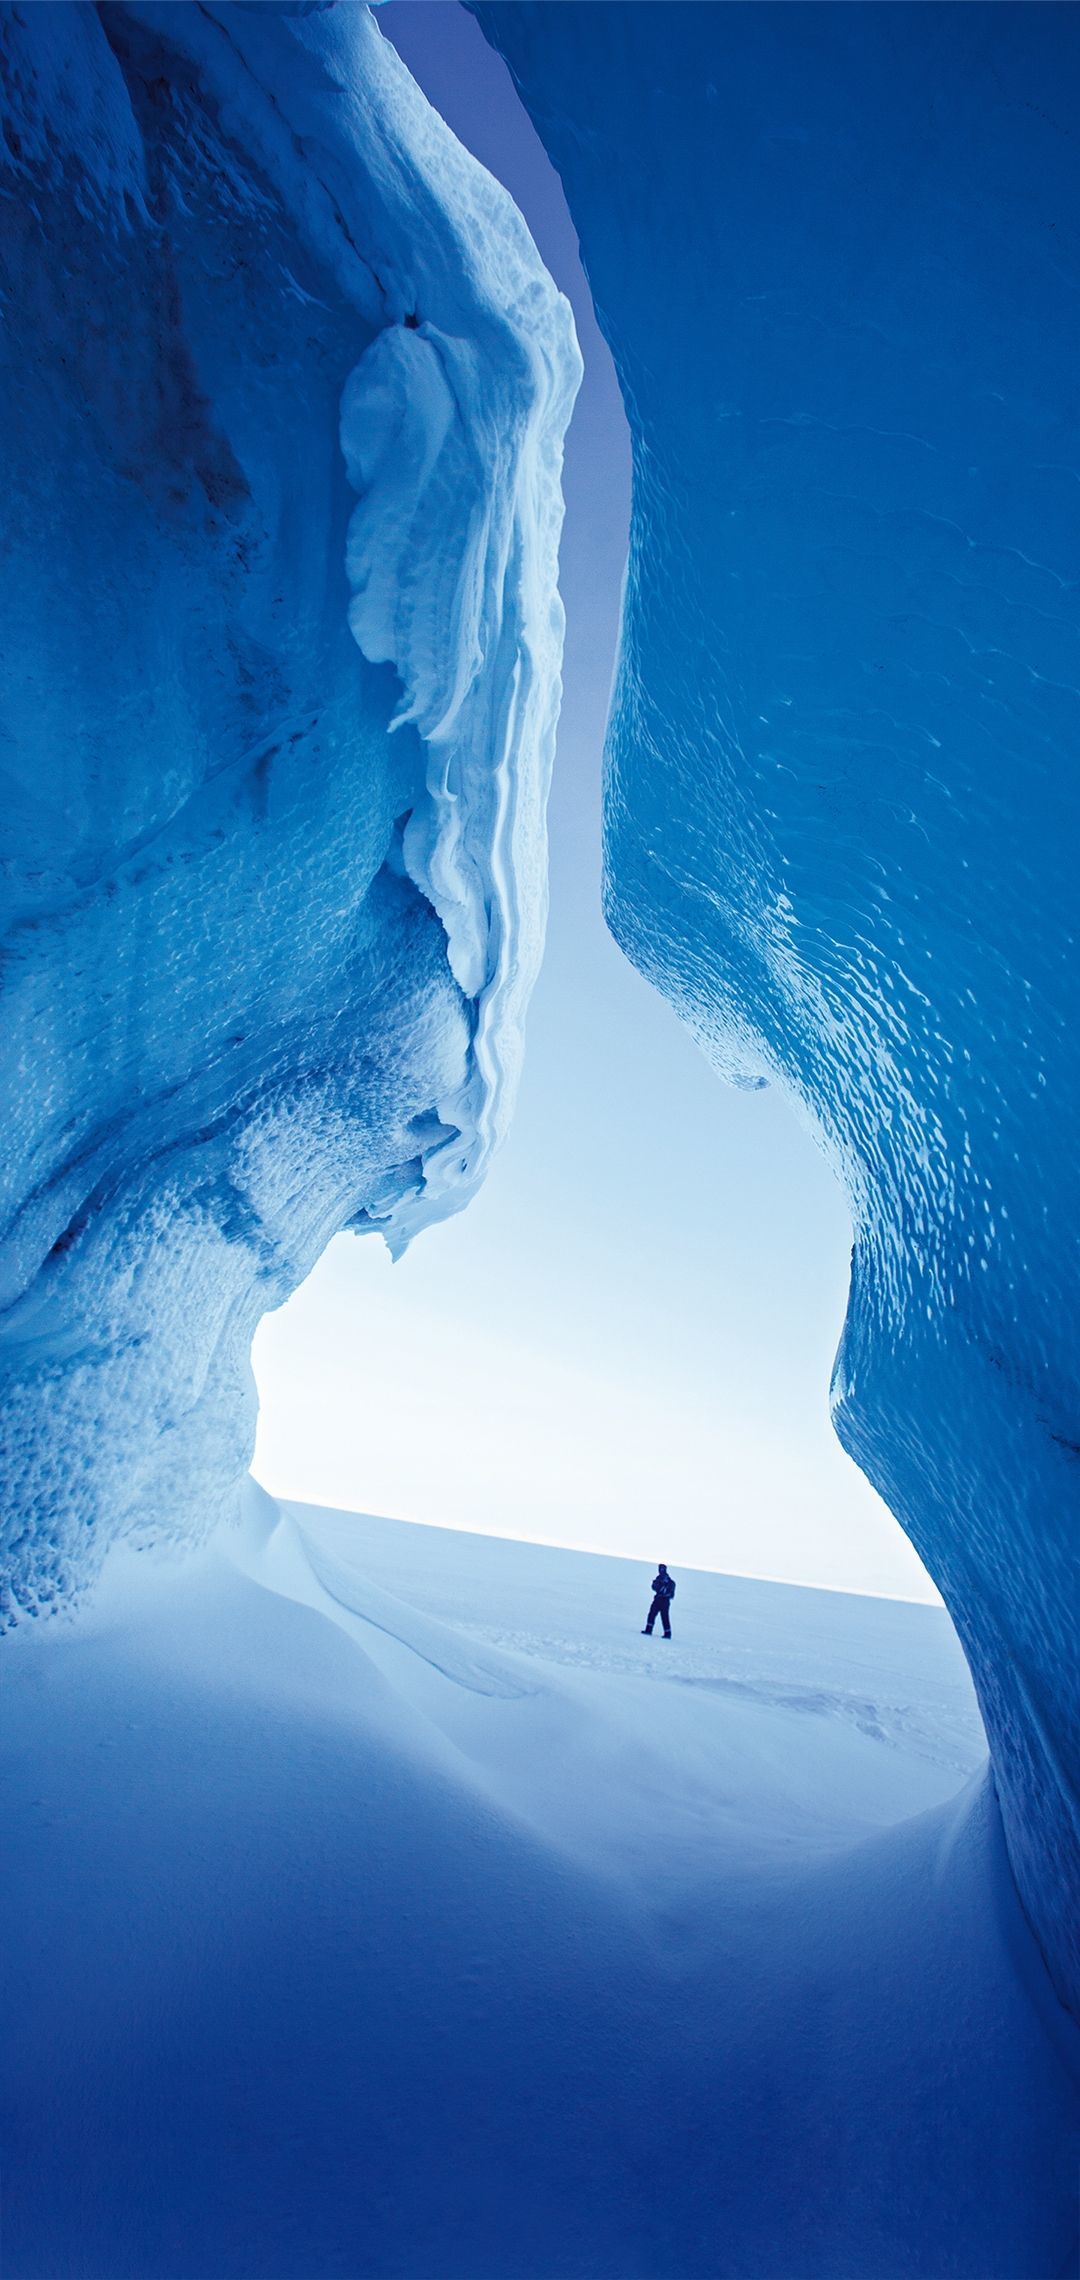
[661,1601,671,1638]
[642,1595,660,1634]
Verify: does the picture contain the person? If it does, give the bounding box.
[641,1563,676,1639]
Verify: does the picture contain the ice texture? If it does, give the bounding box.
[476,3,1080,2016]
[0,2,578,1616]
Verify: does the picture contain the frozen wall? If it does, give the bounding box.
[0,2,578,1617]
[477,3,1080,2016]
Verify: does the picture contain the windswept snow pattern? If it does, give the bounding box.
[477,4,1080,2017]
[2,1497,1076,2279]
[0,3,578,1614]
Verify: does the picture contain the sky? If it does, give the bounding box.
[252,0,937,1602]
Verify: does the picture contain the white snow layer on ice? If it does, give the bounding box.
[2,1495,1076,2279]
[0,3,578,1612]
[148,0,580,1207]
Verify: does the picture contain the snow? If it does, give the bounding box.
[3,1492,1076,2279]
[475,1,1080,2019]
[0,3,577,1614]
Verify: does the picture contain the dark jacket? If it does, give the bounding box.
[651,1571,676,1601]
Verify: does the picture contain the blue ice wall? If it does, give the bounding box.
[477,2,1080,2015]
[0,4,577,1614]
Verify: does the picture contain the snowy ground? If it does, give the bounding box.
[2,1490,1077,2279]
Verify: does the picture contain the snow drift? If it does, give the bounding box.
[3,1494,1076,2279]
[0,2,579,1616]
[476,3,1080,2018]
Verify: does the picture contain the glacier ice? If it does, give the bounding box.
[0,2,578,1616]
[476,2,1080,2017]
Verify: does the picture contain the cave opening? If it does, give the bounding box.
[253,0,946,1611]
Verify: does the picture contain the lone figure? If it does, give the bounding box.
[642,1564,676,1639]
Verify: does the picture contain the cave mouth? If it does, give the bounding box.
[252,0,949,1616]
[249,1001,946,1612]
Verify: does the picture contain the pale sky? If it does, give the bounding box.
[252,1,938,1603]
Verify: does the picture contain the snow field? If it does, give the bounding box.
[2,1491,1075,2279]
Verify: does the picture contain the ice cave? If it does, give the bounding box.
[1,4,1077,2276]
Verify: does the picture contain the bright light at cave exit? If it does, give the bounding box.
[252,0,935,1604]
